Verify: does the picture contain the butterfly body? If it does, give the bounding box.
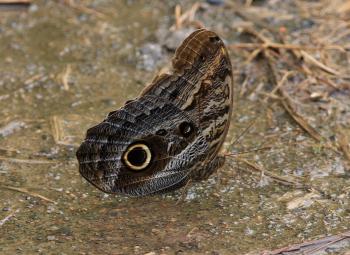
[76,29,233,197]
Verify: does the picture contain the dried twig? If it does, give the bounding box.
[4,186,56,203]
[249,230,350,255]
[61,64,71,91]
[300,50,341,76]
[54,0,109,20]
[265,52,324,143]
[0,121,26,136]
[0,0,30,3]
[170,2,205,30]
[229,43,348,52]
[0,157,56,164]
[233,156,302,186]
[336,122,350,161]
[0,146,18,154]
[317,76,350,96]
[50,116,60,143]
[175,5,182,30]
[0,209,20,227]
[225,1,280,33]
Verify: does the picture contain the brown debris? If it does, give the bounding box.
[0,0,30,3]
[0,209,20,227]
[336,122,350,161]
[233,156,302,186]
[249,230,350,255]
[50,116,80,147]
[4,186,56,203]
[54,0,109,20]
[0,157,56,164]
[265,51,324,143]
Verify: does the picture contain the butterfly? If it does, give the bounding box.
[76,29,233,197]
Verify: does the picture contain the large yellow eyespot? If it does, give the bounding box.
[122,144,152,171]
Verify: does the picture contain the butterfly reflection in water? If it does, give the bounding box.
[76,29,234,197]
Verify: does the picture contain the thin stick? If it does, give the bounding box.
[175,5,182,29]
[317,77,350,96]
[4,186,56,203]
[225,1,280,33]
[55,0,109,20]
[250,230,350,255]
[265,53,324,143]
[267,48,311,75]
[263,71,296,102]
[223,121,256,154]
[0,0,30,3]
[229,43,348,52]
[227,147,271,156]
[300,50,341,76]
[0,157,56,164]
[62,64,71,91]
[0,209,20,226]
[233,157,301,186]
[336,122,350,160]
[50,116,60,143]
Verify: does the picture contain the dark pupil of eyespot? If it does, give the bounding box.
[127,147,147,166]
[180,122,193,138]
[200,55,205,61]
[156,129,166,136]
[170,91,178,98]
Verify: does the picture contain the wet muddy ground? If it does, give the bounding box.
[0,0,350,254]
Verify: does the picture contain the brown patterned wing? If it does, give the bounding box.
[76,29,233,197]
[143,29,233,159]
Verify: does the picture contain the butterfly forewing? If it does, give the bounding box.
[76,29,233,197]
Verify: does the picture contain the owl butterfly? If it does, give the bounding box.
[76,29,233,197]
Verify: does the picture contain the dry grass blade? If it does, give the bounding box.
[265,53,324,143]
[61,64,71,91]
[239,47,263,69]
[175,5,182,29]
[0,146,18,154]
[229,43,348,52]
[0,120,26,136]
[259,99,275,126]
[4,186,56,203]
[0,209,20,227]
[224,1,280,33]
[338,1,350,12]
[267,48,311,75]
[233,156,301,186]
[300,50,341,76]
[263,71,296,102]
[249,230,350,255]
[0,157,56,164]
[50,116,60,143]
[0,0,30,2]
[54,0,109,20]
[169,2,204,30]
[317,76,350,96]
[336,122,350,161]
[285,191,320,210]
[280,97,323,142]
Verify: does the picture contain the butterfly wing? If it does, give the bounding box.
[76,29,233,196]
[145,29,233,160]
